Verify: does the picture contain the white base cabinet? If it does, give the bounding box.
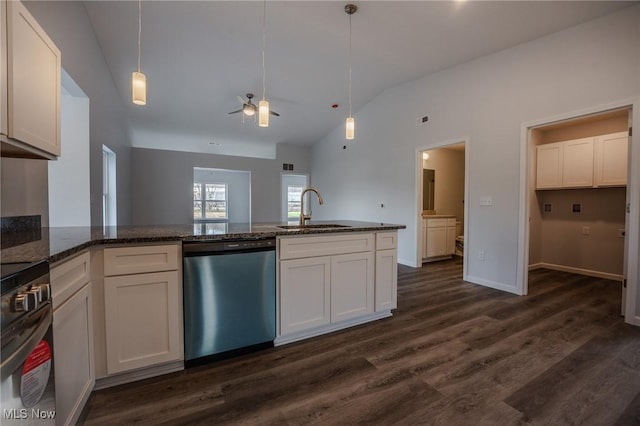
[278,231,397,344]
[423,217,456,261]
[51,251,94,426]
[280,256,331,335]
[102,244,183,376]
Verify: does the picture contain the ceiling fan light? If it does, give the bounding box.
[132,71,146,105]
[243,104,255,116]
[346,116,355,140]
[258,100,270,127]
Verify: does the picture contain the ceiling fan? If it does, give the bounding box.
[228,93,280,117]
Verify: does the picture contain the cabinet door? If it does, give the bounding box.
[421,220,427,259]
[375,249,397,311]
[280,257,331,335]
[54,283,94,426]
[426,227,447,257]
[104,271,182,375]
[595,132,628,187]
[7,0,61,156]
[562,137,594,187]
[536,143,563,189]
[331,252,374,323]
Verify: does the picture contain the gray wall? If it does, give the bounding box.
[131,144,311,225]
[311,5,640,291]
[23,1,133,226]
[1,158,49,224]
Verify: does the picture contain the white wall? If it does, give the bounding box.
[0,158,48,224]
[23,1,133,226]
[311,7,640,290]
[48,92,90,227]
[131,144,311,225]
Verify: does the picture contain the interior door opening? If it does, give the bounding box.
[281,173,309,223]
[416,140,468,279]
[525,106,632,316]
[102,145,117,229]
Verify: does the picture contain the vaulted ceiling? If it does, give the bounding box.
[83,1,634,157]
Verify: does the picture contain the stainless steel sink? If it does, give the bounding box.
[277,224,351,230]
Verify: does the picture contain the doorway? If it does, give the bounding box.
[281,173,308,223]
[518,102,639,325]
[416,139,469,279]
[102,145,116,229]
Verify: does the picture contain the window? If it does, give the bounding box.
[281,174,308,222]
[287,185,303,220]
[193,182,227,220]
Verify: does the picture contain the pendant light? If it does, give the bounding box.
[258,0,270,127]
[132,0,146,105]
[345,4,357,140]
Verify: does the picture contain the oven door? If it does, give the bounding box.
[1,304,56,424]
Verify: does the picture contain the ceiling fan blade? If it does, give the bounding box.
[228,109,243,114]
[270,110,280,117]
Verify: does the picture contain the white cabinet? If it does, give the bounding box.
[280,256,331,335]
[562,137,593,187]
[594,131,628,187]
[536,132,628,190]
[331,252,374,323]
[375,232,398,311]
[421,219,427,259]
[278,231,396,342]
[423,217,456,261]
[102,245,182,375]
[1,0,61,158]
[51,251,94,426]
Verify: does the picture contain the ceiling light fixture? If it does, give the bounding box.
[132,0,146,105]
[258,0,269,127]
[345,4,357,140]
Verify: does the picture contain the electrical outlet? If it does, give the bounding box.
[480,196,493,206]
[582,226,590,236]
[478,251,485,261]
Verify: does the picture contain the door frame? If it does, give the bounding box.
[415,137,470,281]
[517,98,639,325]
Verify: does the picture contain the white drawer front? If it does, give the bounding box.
[279,233,374,260]
[104,244,179,276]
[376,232,397,250]
[447,218,457,226]
[51,251,90,309]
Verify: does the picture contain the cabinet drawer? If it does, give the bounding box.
[279,233,374,260]
[376,232,397,250]
[104,244,179,276]
[426,219,448,228]
[51,251,90,310]
[447,218,456,226]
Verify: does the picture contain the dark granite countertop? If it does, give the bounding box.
[0,221,405,264]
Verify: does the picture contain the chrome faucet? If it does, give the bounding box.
[299,187,324,226]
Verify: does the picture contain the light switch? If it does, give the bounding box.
[480,196,493,206]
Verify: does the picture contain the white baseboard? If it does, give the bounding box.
[398,257,417,267]
[275,311,392,346]
[531,262,623,282]
[465,275,521,295]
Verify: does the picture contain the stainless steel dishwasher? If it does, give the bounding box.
[182,238,276,367]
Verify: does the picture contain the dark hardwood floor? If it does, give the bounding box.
[80,259,640,425]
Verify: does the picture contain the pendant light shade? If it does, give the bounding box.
[132,0,146,105]
[346,116,355,140]
[345,4,357,140]
[259,100,269,127]
[132,71,146,105]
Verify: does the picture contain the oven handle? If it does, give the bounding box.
[0,306,52,382]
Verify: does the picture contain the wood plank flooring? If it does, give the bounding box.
[80,259,640,425]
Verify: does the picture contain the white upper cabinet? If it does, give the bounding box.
[536,132,628,190]
[594,131,628,187]
[536,142,563,189]
[2,0,61,158]
[561,137,594,188]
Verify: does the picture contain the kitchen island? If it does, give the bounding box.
[1,220,404,423]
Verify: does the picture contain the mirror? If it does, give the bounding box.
[423,169,435,211]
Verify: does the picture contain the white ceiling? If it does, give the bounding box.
[83,1,634,157]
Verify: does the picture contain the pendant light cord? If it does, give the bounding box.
[348,11,352,118]
[262,0,267,101]
[137,0,142,73]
